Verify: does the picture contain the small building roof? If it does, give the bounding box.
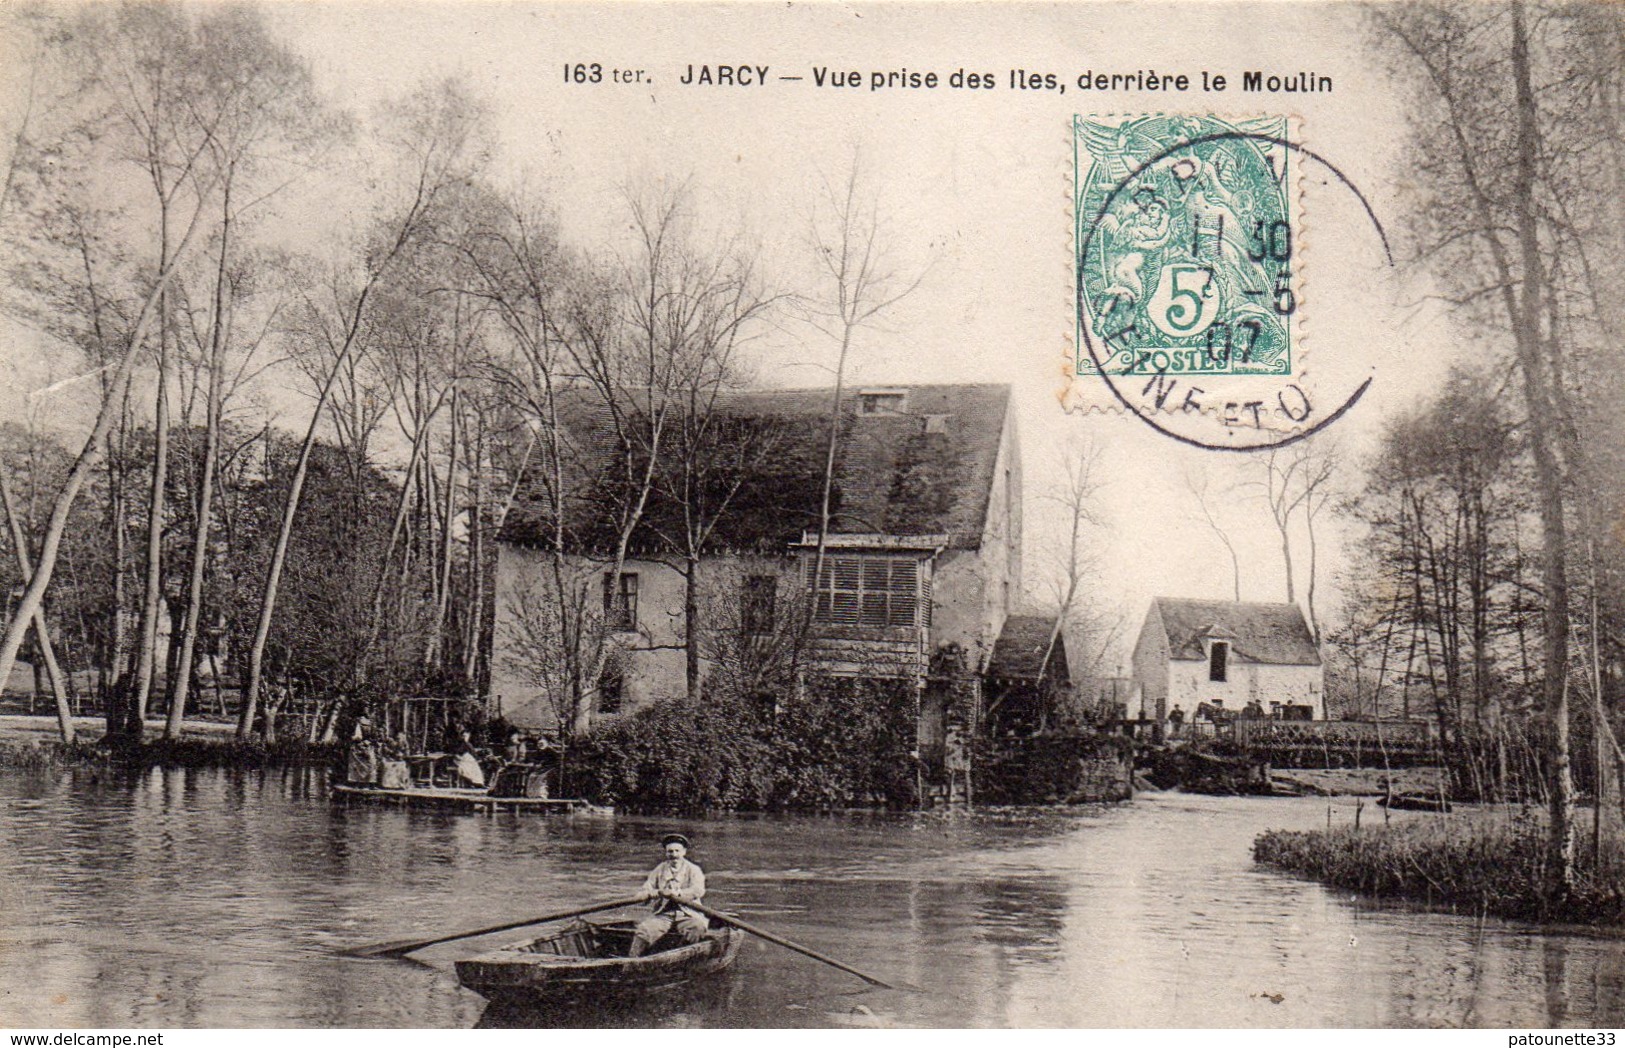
[987,614,1070,683]
[1150,598,1321,666]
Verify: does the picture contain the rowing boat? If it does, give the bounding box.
[455,918,742,1005]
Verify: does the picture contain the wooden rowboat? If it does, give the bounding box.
[455,918,742,1005]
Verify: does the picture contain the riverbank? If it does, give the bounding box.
[1254,807,1625,925]
[1271,766,1448,797]
[0,714,336,769]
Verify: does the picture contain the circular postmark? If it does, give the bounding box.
[1071,116,1392,451]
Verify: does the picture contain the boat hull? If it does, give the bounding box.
[329,782,610,815]
[455,919,742,1006]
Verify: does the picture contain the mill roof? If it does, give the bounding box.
[497,383,1012,554]
[1149,598,1321,666]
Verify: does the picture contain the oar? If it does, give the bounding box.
[688,900,911,991]
[346,895,643,958]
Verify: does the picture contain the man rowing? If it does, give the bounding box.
[628,833,708,957]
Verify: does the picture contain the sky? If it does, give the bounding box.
[1,1,1468,668]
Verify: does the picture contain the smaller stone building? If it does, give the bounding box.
[1130,598,1323,723]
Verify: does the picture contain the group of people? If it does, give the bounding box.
[1166,698,1271,738]
[344,717,556,790]
[345,717,413,788]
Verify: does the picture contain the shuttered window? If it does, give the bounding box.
[603,572,638,631]
[809,555,921,627]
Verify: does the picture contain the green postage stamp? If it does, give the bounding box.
[1074,115,1297,378]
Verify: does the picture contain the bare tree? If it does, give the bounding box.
[1036,435,1106,686]
[237,78,489,737]
[446,187,592,725]
[0,9,225,722]
[0,24,72,739]
[640,232,782,702]
[1370,0,1625,895]
[802,154,925,616]
[163,7,331,738]
[563,185,767,722]
[1184,467,1242,602]
[1259,440,1340,641]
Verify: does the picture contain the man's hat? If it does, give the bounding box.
[661,833,690,848]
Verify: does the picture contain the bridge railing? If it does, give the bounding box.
[1231,718,1435,749]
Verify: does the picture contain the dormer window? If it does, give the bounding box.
[1209,640,1229,682]
[858,390,905,415]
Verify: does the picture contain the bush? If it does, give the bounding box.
[1254,811,1625,924]
[563,693,778,814]
[563,675,920,814]
[769,675,918,809]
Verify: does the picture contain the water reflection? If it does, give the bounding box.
[474,972,743,1028]
[0,767,1621,1028]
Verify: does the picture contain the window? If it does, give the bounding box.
[741,575,776,634]
[809,555,919,627]
[603,572,638,630]
[859,392,904,415]
[596,660,623,714]
[1209,641,1229,682]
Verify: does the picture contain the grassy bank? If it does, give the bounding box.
[0,715,338,771]
[1254,809,1625,925]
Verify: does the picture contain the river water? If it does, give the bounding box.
[0,765,1620,1029]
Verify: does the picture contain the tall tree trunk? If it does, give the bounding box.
[167,187,231,738]
[238,354,344,738]
[429,388,459,673]
[0,459,73,742]
[104,392,130,725]
[1511,0,1573,901]
[685,554,701,701]
[1305,497,1321,645]
[127,317,170,740]
[462,411,485,693]
[361,388,448,678]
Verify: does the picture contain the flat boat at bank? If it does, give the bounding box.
[1377,792,1453,813]
[329,781,610,815]
[455,918,742,1005]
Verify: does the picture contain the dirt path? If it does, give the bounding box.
[0,714,239,745]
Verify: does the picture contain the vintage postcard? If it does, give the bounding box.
[0,0,1621,1035]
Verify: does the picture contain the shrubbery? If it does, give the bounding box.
[0,733,341,771]
[563,676,919,814]
[1254,811,1625,924]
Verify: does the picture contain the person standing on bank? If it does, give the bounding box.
[629,833,708,957]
